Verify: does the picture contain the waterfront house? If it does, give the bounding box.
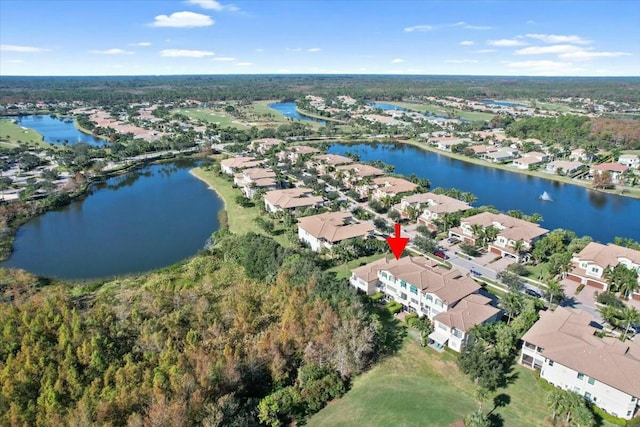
[233,167,277,198]
[368,176,418,201]
[430,137,464,152]
[334,163,385,187]
[546,160,585,175]
[570,148,595,163]
[393,192,470,226]
[484,149,516,163]
[263,187,324,213]
[618,154,640,169]
[520,307,640,420]
[297,212,374,252]
[220,156,263,175]
[590,163,629,184]
[513,156,543,170]
[277,145,321,163]
[566,242,640,298]
[306,153,354,175]
[350,256,501,352]
[449,212,549,261]
[470,145,498,156]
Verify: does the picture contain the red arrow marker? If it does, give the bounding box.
[386,223,409,260]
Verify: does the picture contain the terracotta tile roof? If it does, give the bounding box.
[434,297,501,332]
[522,307,640,397]
[575,242,640,267]
[461,212,548,243]
[592,163,629,173]
[298,212,374,242]
[220,156,262,169]
[336,163,385,178]
[264,188,324,209]
[312,154,354,166]
[373,177,418,195]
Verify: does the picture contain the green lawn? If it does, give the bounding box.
[190,166,291,247]
[328,254,388,279]
[309,338,554,427]
[382,101,495,122]
[247,100,323,128]
[0,118,48,148]
[173,108,246,129]
[535,102,575,113]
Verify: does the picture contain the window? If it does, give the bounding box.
[632,397,637,403]
[381,272,387,279]
[590,266,598,273]
[584,392,592,401]
[548,360,554,366]
[400,293,407,300]
[628,411,633,417]
[410,285,418,295]
[426,295,433,302]
[577,373,584,380]
[400,281,406,289]
[587,377,595,385]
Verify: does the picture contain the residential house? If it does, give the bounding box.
[570,148,595,163]
[618,154,640,169]
[263,187,324,213]
[485,149,517,163]
[513,156,543,170]
[368,176,418,201]
[307,154,354,175]
[233,168,277,198]
[546,160,585,175]
[350,256,501,352]
[430,137,464,152]
[566,242,640,298]
[449,212,549,261]
[220,156,263,175]
[297,212,374,252]
[520,307,640,420]
[469,145,498,156]
[278,145,321,163]
[393,192,470,226]
[591,163,629,184]
[250,138,285,154]
[334,163,385,187]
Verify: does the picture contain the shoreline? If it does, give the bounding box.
[295,106,346,123]
[307,137,640,200]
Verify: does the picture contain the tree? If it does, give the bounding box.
[411,316,433,347]
[620,307,640,341]
[500,292,524,325]
[609,264,639,299]
[463,408,490,427]
[593,170,613,189]
[544,280,565,306]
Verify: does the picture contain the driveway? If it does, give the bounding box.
[561,278,602,324]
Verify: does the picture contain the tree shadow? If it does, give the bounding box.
[489,393,511,415]
[561,296,578,308]
[488,412,504,427]
[372,306,407,357]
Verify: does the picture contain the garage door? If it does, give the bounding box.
[565,274,581,282]
[489,247,501,255]
[585,280,605,290]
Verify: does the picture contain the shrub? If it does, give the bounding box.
[370,292,385,303]
[385,300,402,314]
[576,284,585,293]
[404,312,418,326]
[596,292,625,309]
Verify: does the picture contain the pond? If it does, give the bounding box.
[268,102,326,124]
[6,115,106,146]
[1,161,223,280]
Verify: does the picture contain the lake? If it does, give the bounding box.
[328,143,640,243]
[1,161,223,280]
[268,102,326,124]
[481,100,527,108]
[7,114,106,146]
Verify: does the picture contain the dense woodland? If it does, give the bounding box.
[0,232,400,427]
[1,75,639,104]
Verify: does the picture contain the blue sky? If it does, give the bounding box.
[1,0,639,76]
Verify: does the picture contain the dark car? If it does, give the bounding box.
[525,288,542,298]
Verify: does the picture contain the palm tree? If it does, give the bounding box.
[471,224,485,246]
[620,307,640,341]
[547,388,567,423]
[500,292,524,325]
[544,280,565,306]
[463,408,490,427]
[512,239,526,259]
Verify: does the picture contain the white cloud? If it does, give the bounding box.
[404,25,433,32]
[307,47,321,52]
[472,49,496,53]
[391,58,405,63]
[150,11,213,28]
[7,59,24,63]
[515,45,582,55]
[459,40,475,46]
[255,48,264,52]
[160,49,215,57]
[211,56,236,61]
[0,44,49,53]
[526,20,536,25]
[89,48,134,55]
[506,59,584,75]
[130,42,152,47]
[488,39,527,47]
[525,33,591,45]
[236,62,253,66]
[445,59,479,64]
[187,0,239,11]
[453,21,492,30]
[559,50,632,61]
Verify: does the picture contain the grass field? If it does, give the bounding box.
[384,101,496,122]
[190,166,291,247]
[310,338,554,427]
[0,118,48,148]
[328,254,387,279]
[248,100,323,128]
[535,102,575,113]
[173,108,246,129]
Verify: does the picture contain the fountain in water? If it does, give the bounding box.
[539,191,553,201]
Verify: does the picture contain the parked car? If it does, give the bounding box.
[434,250,449,260]
[525,288,542,298]
[447,237,460,244]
